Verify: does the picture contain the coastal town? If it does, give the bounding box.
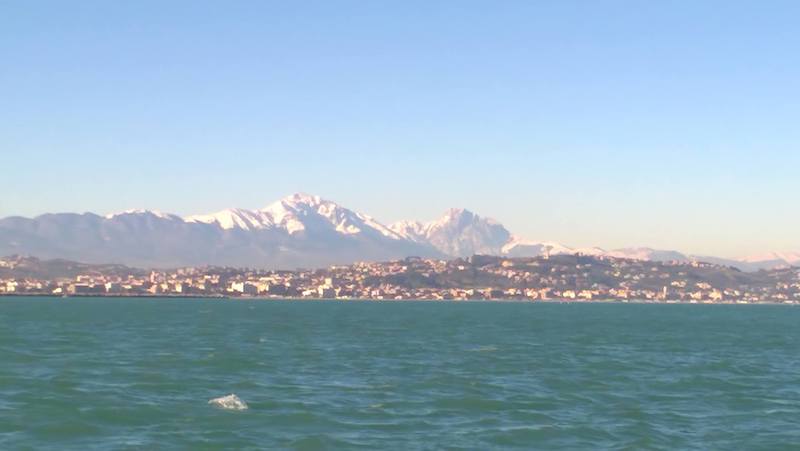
[2,254,799,304]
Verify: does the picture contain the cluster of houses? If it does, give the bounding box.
[2,255,800,304]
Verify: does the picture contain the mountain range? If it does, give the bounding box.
[1,193,797,271]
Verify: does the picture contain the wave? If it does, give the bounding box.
[208,394,248,411]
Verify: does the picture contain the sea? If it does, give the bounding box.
[1,297,799,450]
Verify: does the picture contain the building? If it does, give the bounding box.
[230,282,258,295]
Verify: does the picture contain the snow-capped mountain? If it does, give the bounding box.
[390,209,601,260]
[388,220,428,244]
[104,209,182,221]
[185,193,404,239]
[0,194,797,271]
[501,237,577,258]
[389,210,800,270]
[0,194,440,268]
[740,252,800,266]
[604,247,690,262]
[391,209,512,257]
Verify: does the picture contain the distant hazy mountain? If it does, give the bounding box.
[389,209,598,259]
[390,211,799,271]
[0,194,441,268]
[604,247,690,262]
[740,252,800,266]
[389,210,668,262]
[501,237,596,258]
[0,193,796,271]
[727,252,800,271]
[391,209,512,257]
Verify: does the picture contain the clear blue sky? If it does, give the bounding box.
[2,1,799,257]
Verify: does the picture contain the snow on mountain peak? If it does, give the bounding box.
[501,236,575,256]
[606,247,689,262]
[185,208,270,231]
[102,200,699,264]
[105,209,179,220]
[389,220,428,242]
[183,194,405,239]
[286,192,323,205]
[9,194,796,271]
[279,194,404,239]
[437,208,473,225]
[390,208,511,257]
[740,251,800,264]
[573,246,608,256]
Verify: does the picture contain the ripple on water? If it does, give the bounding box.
[468,345,498,352]
[2,299,800,449]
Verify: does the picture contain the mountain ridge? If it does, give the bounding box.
[1,193,797,271]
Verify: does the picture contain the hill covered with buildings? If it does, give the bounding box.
[2,254,798,304]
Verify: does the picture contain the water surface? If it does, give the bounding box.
[1,298,799,449]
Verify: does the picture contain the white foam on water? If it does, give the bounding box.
[468,345,498,352]
[208,394,249,411]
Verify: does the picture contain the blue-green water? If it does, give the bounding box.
[1,298,799,450]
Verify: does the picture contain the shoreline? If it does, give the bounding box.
[0,293,796,305]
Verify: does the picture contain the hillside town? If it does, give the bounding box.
[2,254,799,304]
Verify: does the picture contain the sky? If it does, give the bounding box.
[2,0,799,258]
